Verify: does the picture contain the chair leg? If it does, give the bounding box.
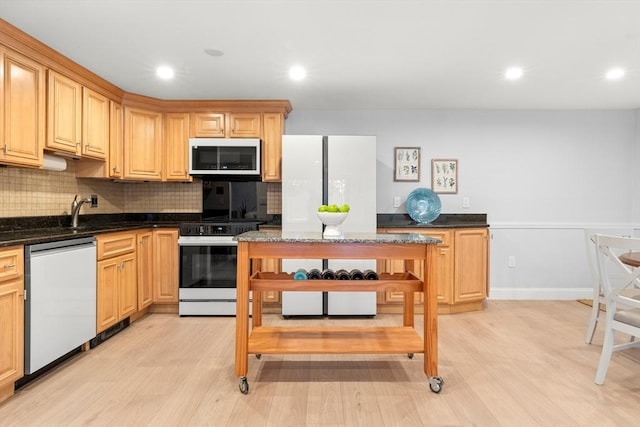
[585,297,601,344]
[594,320,615,385]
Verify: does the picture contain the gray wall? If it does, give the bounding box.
[285,109,640,299]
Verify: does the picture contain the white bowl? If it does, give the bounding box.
[317,212,349,238]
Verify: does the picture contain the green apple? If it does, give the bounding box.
[317,204,328,212]
[339,204,350,212]
[327,204,339,212]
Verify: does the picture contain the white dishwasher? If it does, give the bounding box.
[24,237,97,374]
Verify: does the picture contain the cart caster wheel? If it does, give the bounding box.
[429,376,444,393]
[239,377,249,394]
[255,354,262,360]
[407,353,414,359]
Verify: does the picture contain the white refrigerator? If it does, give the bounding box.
[281,135,377,316]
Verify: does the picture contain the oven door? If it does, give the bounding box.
[178,236,246,315]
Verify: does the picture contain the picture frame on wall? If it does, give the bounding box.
[431,159,458,193]
[394,147,420,181]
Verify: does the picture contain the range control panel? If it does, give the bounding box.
[179,222,259,236]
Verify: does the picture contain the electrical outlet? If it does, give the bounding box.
[462,197,470,208]
[508,256,516,268]
[393,196,401,208]
[90,194,98,208]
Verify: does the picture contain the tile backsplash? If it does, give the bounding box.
[0,161,283,218]
[0,161,201,217]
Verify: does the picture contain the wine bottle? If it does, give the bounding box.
[335,269,351,280]
[293,269,308,280]
[349,269,365,280]
[321,269,337,280]
[307,268,322,280]
[363,269,378,280]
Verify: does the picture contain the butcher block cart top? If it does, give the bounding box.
[233,231,444,394]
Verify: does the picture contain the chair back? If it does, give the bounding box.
[594,234,640,308]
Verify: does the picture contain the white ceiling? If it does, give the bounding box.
[2,0,639,110]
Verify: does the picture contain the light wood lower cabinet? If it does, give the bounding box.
[137,230,153,310]
[0,246,24,403]
[152,229,179,304]
[96,232,138,333]
[377,227,488,314]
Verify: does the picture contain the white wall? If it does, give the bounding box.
[285,109,640,299]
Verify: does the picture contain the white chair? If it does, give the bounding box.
[583,228,636,344]
[584,230,605,344]
[593,234,640,385]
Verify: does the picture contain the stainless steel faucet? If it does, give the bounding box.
[71,195,93,228]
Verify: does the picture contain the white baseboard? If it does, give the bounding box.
[488,287,593,300]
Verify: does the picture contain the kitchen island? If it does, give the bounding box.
[234,230,443,394]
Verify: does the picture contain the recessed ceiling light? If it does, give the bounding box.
[289,65,307,81]
[504,67,523,80]
[156,66,174,80]
[605,67,625,80]
[204,48,224,57]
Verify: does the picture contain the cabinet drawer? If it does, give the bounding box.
[0,246,24,282]
[97,232,136,260]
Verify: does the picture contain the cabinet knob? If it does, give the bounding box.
[3,263,16,269]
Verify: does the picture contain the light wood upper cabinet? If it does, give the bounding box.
[164,112,191,182]
[47,71,109,160]
[46,70,82,155]
[109,100,123,178]
[81,87,109,159]
[190,112,225,137]
[261,112,284,182]
[190,112,261,138]
[0,245,24,403]
[153,229,179,304]
[0,47,45,168]
[124,106,163,180]
[227,113,261,137]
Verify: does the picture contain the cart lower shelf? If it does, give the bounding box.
[248,326,424,354]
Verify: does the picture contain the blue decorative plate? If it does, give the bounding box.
[406,188,442,224]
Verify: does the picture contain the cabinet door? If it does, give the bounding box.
[137,231,153,310]
[124,106,163,180]
[227,113,261,138]
[82,87,109,159]
[0,47,45,167]
[109,100,123,178]
[119,255,138,319]
[453,228,488,303]
[46,70,81,155]
[262,113,283,182]
[153,229,179,303]
[164,113,191,181]
[190,112,225,137]
[0,278,24,389]
[97,258,120,333]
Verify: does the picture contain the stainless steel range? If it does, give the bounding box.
[178,221,259,316]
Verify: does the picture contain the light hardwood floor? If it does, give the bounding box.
[1,300,639,426]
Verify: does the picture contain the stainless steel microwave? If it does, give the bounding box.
[189,138,261,180]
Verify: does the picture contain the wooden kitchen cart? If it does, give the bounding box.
[234,231,444,394]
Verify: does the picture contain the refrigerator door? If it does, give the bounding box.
[326,135,377,316]
[281,135,324,315]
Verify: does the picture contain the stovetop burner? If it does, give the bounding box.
[179,221,260,236]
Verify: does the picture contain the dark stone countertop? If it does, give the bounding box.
[0,212,488,248]
[376,213,488,228]
[0,213,200,248]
